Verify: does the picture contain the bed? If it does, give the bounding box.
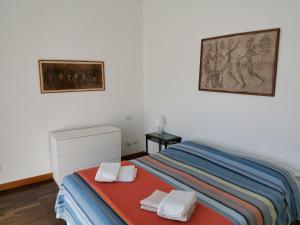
[55,141,300,225]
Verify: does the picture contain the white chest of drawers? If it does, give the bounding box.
[50,125,121,185]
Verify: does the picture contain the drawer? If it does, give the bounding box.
[56,147,120,172]
[55,132,120,157]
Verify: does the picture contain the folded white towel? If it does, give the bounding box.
[159,203,197,222]
[95,162,121,182]
[157,190,197,221]
[140,205,157,212]
[140,190,168,212]
[117,166,137,182]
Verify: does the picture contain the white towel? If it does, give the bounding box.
[140,205,157,212]
[140,190,168,212]
[117,166,137,182]
[157,190,197,221]
[95,162,121,182]
[159,203,197,222]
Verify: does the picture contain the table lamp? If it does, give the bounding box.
[154,115,167,134]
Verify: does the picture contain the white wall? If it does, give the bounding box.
[0,0,144,184]
[143,0,300,172]
[2,0,300,185]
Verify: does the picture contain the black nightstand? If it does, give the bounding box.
[145,132,182,154]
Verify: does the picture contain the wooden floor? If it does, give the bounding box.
[0,180,65,225]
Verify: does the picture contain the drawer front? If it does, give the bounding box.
[56,132,120,157]
[56,146,120,172]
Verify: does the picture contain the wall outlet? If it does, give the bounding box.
[125,141,132,147]
[133,140,139,145]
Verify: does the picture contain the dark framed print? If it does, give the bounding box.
[38,60,105,93]
[199,28,280,96]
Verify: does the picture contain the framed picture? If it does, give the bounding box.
[199,28,280,96]
[38,60,105,93]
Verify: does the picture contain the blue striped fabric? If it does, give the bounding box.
[55,173,126,225]
[155,141,300,225]
[55,141,300,225]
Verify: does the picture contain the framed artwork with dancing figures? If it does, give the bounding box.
[199,28,280,96]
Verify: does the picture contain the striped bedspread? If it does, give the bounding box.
[56,141,300,225]
[56,173,127,225]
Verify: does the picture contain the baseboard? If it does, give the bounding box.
[0,152,148,192]
[121,151,148,161]
[0,173,53,191]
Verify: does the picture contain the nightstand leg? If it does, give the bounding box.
[146,137,149,154]
[164,142,168,149]
[159,141,162,152]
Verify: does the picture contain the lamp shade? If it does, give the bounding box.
[154,115,167,133]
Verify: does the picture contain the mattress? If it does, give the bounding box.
[55,141,300,225]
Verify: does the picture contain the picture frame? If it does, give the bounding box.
[38,60,105,93]
[199,28,280,96]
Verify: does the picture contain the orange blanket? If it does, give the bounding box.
[77,161,233,225]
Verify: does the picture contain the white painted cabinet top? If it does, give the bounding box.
[50,125,120,141]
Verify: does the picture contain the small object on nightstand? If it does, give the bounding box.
[145,132,182,154]
[154,115,167,134]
